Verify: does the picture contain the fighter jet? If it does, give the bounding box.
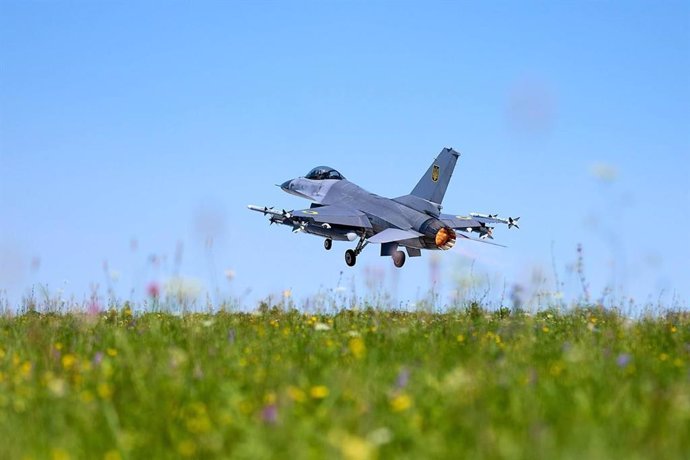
[248,147,519,268]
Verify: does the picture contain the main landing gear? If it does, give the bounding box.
[344,234,368,267]
[324,238,332,250]
[392,250,406,268]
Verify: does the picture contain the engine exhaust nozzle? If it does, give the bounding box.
[435,227,456,250]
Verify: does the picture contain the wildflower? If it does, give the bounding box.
[51,448,71,460]
[395,368,410,389]
[88,299,101,315]
[103,450,121,460]
[106,348,117,357]
[456,334,465,343]
[282,289,292,299]
[261,403,278,425]
[97,383,113,399]
[390,393,412,412]
[337,433,375,460]
[177,440,197,458]
[348,337,366,359]
[20,361,32,378]
[542,326,550,333]
[185,404,212,434]
[368,427,393,446]
[616,353,632,368]
[287,386,306,403]
[48,378,67,397]
[310,385,329,399]
[659,353,669,362]
[93,352,104,366]
[147,282,160,299]
[314,322,331,331]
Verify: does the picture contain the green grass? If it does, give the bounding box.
[1,305,688,459]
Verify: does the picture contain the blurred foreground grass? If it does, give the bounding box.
[1,305,688,459]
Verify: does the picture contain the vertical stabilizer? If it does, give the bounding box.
[410,147,460,205]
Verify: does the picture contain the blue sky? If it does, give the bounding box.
[1,1,688,310]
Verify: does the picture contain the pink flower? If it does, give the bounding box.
[147,282,160,299]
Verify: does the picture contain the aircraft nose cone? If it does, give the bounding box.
[280,180,292,191]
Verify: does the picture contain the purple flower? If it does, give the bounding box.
[616,353,632,368]
[93,352,104,366]
[261,404,278,424]
[395,368,410,389]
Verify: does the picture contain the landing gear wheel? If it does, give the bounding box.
[324,238,332,250]
[392,250,406,268]
[345,249,357,267]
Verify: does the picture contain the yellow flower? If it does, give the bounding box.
[103,450,121,460]
[310,385,329,399]
[177,440,197,458]
[97,383,113,399]
[264,392,277,405]
[542,326,550,333]
[390,393,412,412]
[348,337,366,359]
[659,353,669,362]
[287,386,306,403]
[338,433,375,460]
[106,348,118,357]
[456,334,465,343]
[51,448,70,460]
[62,354,77,370]
[20,361,32,378]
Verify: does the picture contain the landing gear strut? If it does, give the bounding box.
[324,238,332,250]
[392,250,406,268]
[344,233,368,267]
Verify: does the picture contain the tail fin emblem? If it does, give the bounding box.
[431,164,440,182]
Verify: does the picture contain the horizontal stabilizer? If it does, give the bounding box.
[368,228,423,244]
[457,233,506,247]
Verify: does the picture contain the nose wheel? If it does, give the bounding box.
[345,249,356,267]
[324,238,332,250]
[344,233,368,267]
[392,250,406,268]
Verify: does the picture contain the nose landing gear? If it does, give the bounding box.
[324,238,332,250]
[345,249,356,267]
[344,233,368,267]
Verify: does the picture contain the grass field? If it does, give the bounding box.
[1,304,688,459]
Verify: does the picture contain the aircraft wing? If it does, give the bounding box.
[440,213,520,229]
[439,215,484,229]
[292,205,372,229]
[457,233,506,247]
[367,228,423,244]
[248,204,372,230]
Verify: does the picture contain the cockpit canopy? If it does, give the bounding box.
[304,166,345,180]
